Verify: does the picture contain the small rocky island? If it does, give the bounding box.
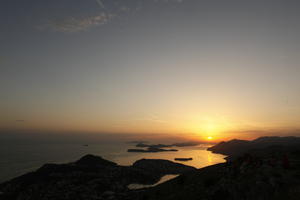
[174,158,193,161]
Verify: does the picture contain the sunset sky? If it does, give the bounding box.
[1,0,300,141]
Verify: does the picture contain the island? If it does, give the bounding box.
[127,141,201,154]
[128,147,178,153]
[174,158,193,161]
[135,142,200,148]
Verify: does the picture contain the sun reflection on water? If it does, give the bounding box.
[113,144,226,169]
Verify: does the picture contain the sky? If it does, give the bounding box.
[1,0,300,141]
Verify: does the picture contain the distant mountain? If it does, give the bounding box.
[207,139,251,155]
[252,136,300,145]
[208,136,300,160]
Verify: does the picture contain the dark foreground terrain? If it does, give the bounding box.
[1,136,300,200]
[0,155,195,200]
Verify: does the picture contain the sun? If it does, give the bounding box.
[207,136,213,140]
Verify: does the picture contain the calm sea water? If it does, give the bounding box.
[0,142,225,183]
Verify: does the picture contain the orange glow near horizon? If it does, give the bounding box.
[3,112,300,142]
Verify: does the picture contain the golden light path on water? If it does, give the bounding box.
[112,145,226,169]
[116,144,226,189]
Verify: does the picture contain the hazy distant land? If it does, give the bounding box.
[127,147,178,152]
[127,141,201,153]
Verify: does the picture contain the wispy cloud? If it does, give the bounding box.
[95,0,106,10]
[155,0,184,3]
[38,0,184,33]
[39,13,114,33]
[133,114,169,124]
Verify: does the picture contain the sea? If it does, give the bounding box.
[0,141,225,183]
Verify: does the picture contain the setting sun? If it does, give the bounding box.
[207,136,213,140]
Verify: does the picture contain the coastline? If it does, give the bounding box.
[0,143,225,183]
[2,137,300,199]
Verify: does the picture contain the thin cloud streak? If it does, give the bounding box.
[39,13,114,33]
[15,120,25,123]
[95,0,105,10]
[38,0,185,33]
